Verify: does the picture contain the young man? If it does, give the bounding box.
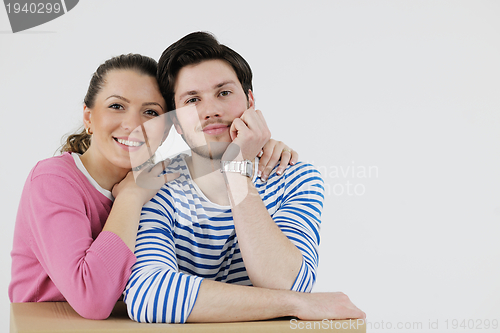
[124,32,365,323]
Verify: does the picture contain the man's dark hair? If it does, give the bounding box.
[157,31,253,111]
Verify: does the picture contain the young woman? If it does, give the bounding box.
[8,54,298,320]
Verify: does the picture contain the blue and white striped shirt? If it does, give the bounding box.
[124,154,324,323]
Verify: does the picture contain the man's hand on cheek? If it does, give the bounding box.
[227,108,271,161]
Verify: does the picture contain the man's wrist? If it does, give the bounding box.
[220,160,253,178]
[277,289,300,318]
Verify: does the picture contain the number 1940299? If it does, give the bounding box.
[6,2,62,14]
[445,319,498,330]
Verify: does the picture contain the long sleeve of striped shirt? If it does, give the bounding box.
[123,154,324,323]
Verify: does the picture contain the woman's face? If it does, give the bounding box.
[84,69,170,172]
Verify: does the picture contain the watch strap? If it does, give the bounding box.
[220,160,253,178]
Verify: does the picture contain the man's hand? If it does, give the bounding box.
[227,107,271,161]
[293,292,366,321]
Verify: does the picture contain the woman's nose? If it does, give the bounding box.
[121,111,143,132]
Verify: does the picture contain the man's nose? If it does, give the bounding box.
[197,98,224,120]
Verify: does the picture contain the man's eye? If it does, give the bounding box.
[186,97,199,104]
[109,103,124,110]
[220,91,231,97]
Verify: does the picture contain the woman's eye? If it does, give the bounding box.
[220,91,231,97]
[144,109,159,117]
[109,103,124,110]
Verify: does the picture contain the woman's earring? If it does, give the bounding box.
[85,127,93,135]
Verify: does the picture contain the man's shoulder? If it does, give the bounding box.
[286,161,322,177]
[258,161,323,186]
[164,153,189,173]
[154,153,191,198]
[254,161,324,204]
[285,162,324,192]
[160,153,191,182]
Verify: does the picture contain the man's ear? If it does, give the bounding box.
[247,89,255,109]
[83,105,92,129]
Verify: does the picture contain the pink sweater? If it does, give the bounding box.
[9,152,136,319]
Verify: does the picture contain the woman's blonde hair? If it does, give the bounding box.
[60,53,159,154]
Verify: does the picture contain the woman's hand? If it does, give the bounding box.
[257,139,298,181]
[113,159,179,205]
[103,160,179,252]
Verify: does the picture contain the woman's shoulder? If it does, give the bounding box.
[30,152,81,181]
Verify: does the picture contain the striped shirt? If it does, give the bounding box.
[124,153,324,323]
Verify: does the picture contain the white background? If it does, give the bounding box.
[1,1,499,332]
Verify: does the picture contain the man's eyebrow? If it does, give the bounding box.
[178,81,238,101]
[178,90,198,101]
[105,95,163,110]
[214,80,236,89]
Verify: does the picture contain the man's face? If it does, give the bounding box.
[172,59,254,160]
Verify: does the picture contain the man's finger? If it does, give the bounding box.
[255,109,268,127]
[241,108,266,133]
[239,106,255,123]
[230,117,249,140]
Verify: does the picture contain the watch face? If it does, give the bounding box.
[244,161,253,178]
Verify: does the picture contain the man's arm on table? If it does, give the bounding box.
[188,279,364,322]
[123,184,364,323]
[223,161,324,291]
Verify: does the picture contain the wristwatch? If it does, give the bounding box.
[220,160,253,178]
